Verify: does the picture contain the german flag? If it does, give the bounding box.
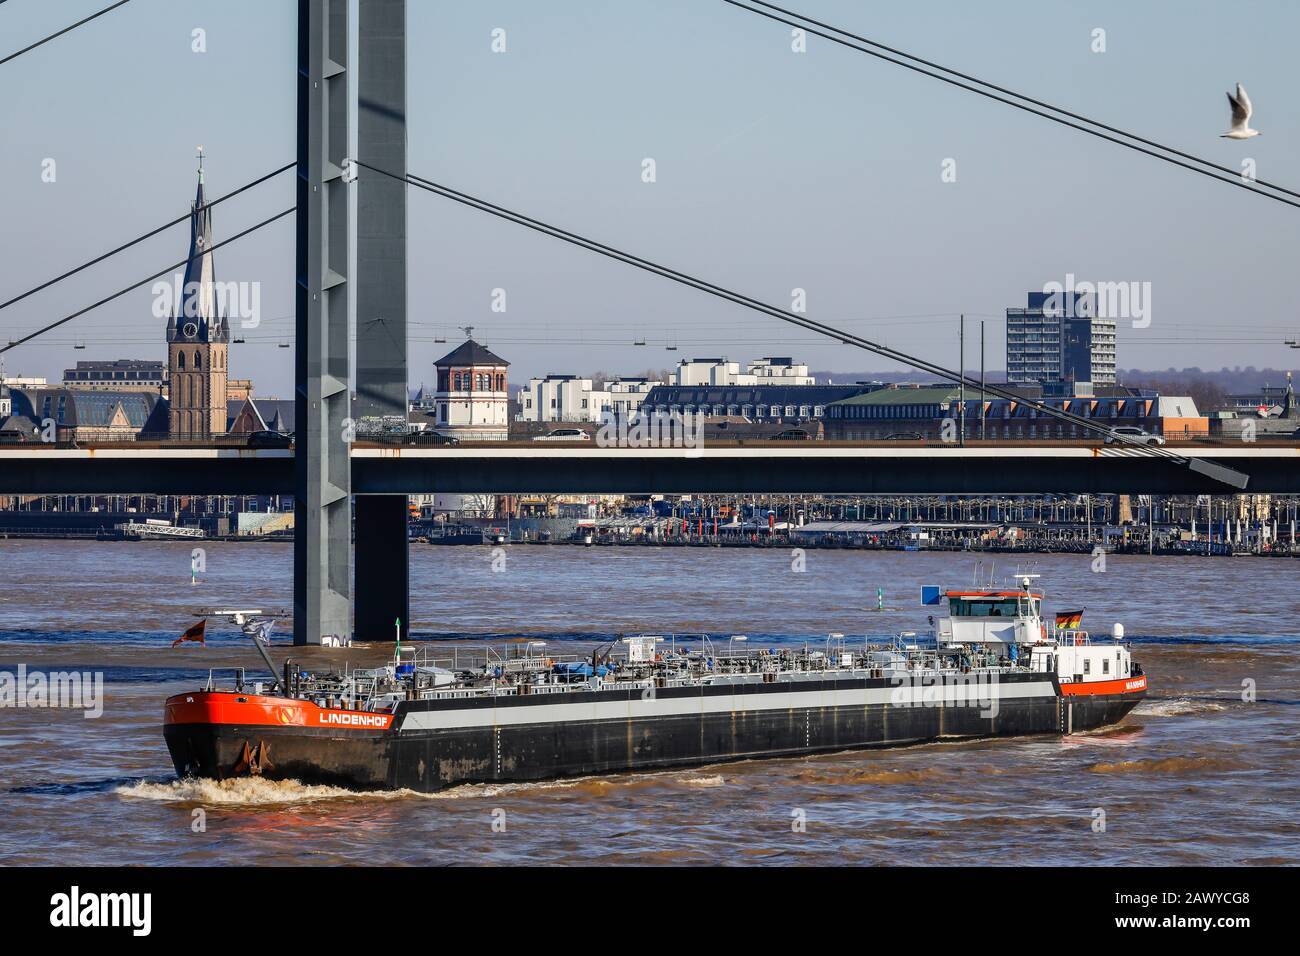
[1055,610,1083,630]
[172,619,206,648]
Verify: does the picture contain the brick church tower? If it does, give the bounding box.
[166,149,229,438]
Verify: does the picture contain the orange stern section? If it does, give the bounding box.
[164,691,394,732]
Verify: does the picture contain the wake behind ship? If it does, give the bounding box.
[164,576,1147,792]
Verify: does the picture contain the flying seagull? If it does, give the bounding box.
[1221,83,1260,139]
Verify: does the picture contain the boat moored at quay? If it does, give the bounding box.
[163,576,1147,792]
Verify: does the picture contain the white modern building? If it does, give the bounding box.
[0,375,49,388]
[747,357,815,385]
[519,375,609,423]
[671,356,815,387]
[606,377,659,420]
[519,374,664,423]
[431,338,510,440]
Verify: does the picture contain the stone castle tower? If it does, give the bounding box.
[166,150,229,438]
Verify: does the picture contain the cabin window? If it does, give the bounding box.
[949,597,1020,617]
[1083,659,1091,675]
[1102,659,1110,675]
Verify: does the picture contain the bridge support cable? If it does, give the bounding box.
[0,207,295,355]
[353,159,1248,490]
[721,0,1300,211]
[0,0,133,68]
[0,162,296,313]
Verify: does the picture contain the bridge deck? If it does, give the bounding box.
[1,441,1295,495]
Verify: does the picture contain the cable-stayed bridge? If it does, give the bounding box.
[2,0,1296,644]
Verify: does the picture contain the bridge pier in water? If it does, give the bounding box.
[354,496,410,643]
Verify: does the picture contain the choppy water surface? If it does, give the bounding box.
[0,540,1296,865]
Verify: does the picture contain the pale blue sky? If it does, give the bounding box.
[2,0,1298,393]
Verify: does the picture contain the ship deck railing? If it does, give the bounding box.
[204,667,247,691]
[412,662,1042,702]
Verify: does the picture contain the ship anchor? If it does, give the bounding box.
[233,739,273,777]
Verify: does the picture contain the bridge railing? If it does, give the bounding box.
[4,430,1298,449]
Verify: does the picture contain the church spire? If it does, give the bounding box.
[174,146,218,341]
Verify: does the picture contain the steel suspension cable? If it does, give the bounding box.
[0,162,296,312]
[357,159,1245,485]
[720,0,1300,211]
[0,207,295,355]
[0,0,132,68]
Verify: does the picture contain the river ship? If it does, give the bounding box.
[163,575,1147,791]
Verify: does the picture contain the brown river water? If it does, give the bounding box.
[0,540,1296,865]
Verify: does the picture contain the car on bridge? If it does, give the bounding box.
[402,431,460,446]
[246,430,293,448]
[532,428,591,442]
[1104,426,1167,446]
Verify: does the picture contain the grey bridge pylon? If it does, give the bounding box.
[297,0,408,645]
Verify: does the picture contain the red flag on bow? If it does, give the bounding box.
[172,619,206,648]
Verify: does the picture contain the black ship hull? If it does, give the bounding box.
[164,674,1145,792]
